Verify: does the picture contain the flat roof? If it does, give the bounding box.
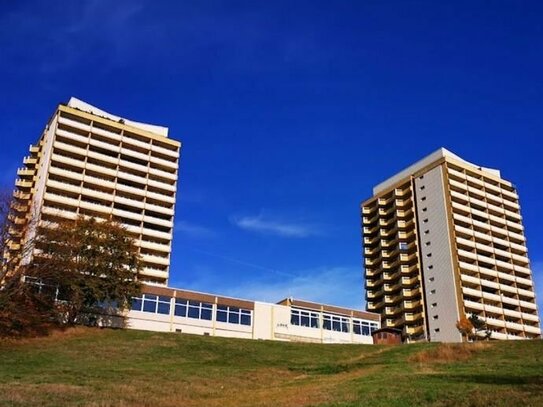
[373,148,501,195]
[67,97,169,138]
[141,284,381,321]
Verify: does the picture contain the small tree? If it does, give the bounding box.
[469,314,492,340]
[456,315,475,341]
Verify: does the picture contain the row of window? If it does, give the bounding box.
[290,309,379,335]
[131,294,252,326]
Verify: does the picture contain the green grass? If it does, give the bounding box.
[0,328,542,406]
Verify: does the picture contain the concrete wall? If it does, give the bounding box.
[414,165,463,342]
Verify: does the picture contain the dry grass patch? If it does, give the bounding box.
[409,342,489,365]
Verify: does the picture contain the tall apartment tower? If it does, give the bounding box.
[7,98,181,285]
[361,148,540,342]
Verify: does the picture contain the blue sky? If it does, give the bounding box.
[1,1,542,310]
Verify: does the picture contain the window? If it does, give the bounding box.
[425,241,431,246]
[174,298,213,321]
[421,196,426,201]
[429,277,435,282]
[434,328,440,333]
[424,230,430,234]
[291,309,319,328]
[353,320,377,336]
[433,315,439,320]
[217,305,252,326]
[423,218,428,223]
[399,242,408,251]
[420,186,425,190]
[426,253,432,258]
[431,303,437,308]
[323,314,350,333]
[428,265,434,270]
[430,289,436,294]
[422,207,427,212]
[132,294,171,315]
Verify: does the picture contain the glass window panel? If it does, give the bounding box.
[310,317,319,328]
[228,311,239,324]
[174,304,186,317]
[187,306,200,319]
[323,317,332,330]
[159,296,171,302]
[332,320,341,331]
[362,325,370,335]
[240,314,251,326]
[157,302,170,315]
[217,305,228,312]
[143,298,157,313]
[175,298,187,305]
[217,310,228,322]
[353,324,362,335]
[341,321,350,333]
[201,302,213,310]
[188,300,200,306]
[229,307,239,314]
[131,298,142,311]
[145,294,158,301]
[200,307,212,320]
[301,315,310,327]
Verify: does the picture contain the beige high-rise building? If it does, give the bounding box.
[361,148,541,342]
[7,97,181,285]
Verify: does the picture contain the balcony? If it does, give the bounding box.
[17,168,34,177]
[15,179,33,189]
[23,156,37,165]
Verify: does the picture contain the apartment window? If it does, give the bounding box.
[425,241,431,246]
[290,309,319,328]
[422,207,427,212]
[399,242,408,251]
[429,277,435,282]
[423,218,428,223]
[426,253,432,258]
[433,315,439,320]
[428,265,434,270]
[424,230,430,234]
[434,328,440,333]
[421,196,426,201]
[431,303,437,308]
[430,289,436,294]
[420,186,425,190]
[218,305,252,326]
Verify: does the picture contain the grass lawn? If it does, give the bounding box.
[0,328,542,406]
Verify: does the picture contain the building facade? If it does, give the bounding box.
[361,148,541,342]
[7,98,181,285]
[126,284,380,344]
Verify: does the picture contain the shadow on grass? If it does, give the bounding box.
[429,374,543,386]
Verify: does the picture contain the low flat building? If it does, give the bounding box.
[126,284,380,344]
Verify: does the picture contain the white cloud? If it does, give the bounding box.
[232,214,322,238]
[220,266,364,309]
[174,221,216,239]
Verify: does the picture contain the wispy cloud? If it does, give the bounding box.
[174,221,216,239]
[186,265,364,309]
[231,214,322,238]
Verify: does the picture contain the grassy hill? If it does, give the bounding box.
[0,328,542,407]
